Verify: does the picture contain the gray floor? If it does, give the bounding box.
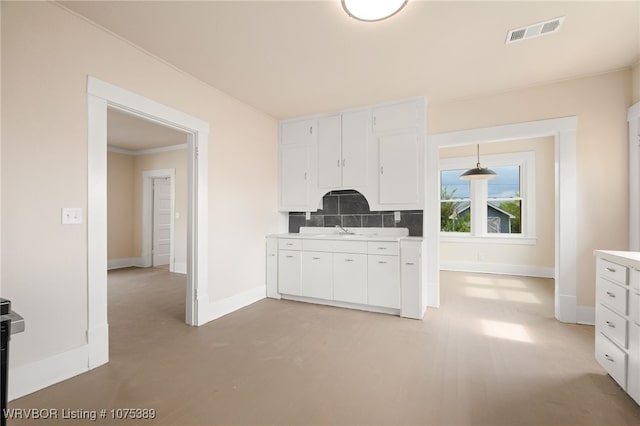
[9,268,640,425]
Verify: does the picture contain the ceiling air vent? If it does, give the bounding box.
[505,16,565,44]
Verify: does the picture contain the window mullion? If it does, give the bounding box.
[470,180,488,236]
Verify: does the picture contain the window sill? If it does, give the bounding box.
[440,234,538,245]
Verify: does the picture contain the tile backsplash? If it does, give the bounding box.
[288,190,423,236]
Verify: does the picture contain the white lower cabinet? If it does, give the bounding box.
[278,250,301,296]
[301,252,333,300]
[400,241,422,319]
[333,253,367,304]
[266,237,279,299]
[368,255,400,309]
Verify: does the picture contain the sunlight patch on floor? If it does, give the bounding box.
[481,319,533,343]
[464,286,541,304]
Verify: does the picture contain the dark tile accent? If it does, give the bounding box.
[287,190,423,236]
[316,195,338,215]
[362,215,382,227]
[289,215,306,233]
[339,193,370,215]
[342,215,362,227]
[400,213,423,237]
[324,215,342,227]
[307,215,324,227]
[382,214,395,228]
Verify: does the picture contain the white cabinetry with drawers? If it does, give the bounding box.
[594,251,640,405]
[266,231,425,319]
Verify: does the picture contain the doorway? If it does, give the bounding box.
[87,77,210,369]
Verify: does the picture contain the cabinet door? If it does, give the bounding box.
[278,250,301,295]
[281,119,314,145]
[372,101,417,134]
[333,253,367,304]
[379,133,419,205]
[342,110,368,188]
[317,115,342,189]
[280,145,308,209]
[368,255,400,309]
[628,323,640,404]
[301,252,333,300]
[266,238,279,299]
[400,244,421,319]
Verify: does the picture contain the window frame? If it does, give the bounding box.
[439,151,536,244]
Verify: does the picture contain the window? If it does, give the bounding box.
[440,151,536,242]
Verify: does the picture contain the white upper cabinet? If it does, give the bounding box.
[372,101,419,134]
[317,110,368,190]
[379,133,420,205]
[278,97,425,212]
[341,110,368,188]
[317,115,342,189]
[281,119,315,145]
[280,144,308,210]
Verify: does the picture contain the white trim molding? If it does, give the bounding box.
[440,261,554,279]
[85,76,210,399]
[628,101,640,250]
[107,257,144,270]
[107,143,187,156]
[429,116,578,323]
[205,286,266,322]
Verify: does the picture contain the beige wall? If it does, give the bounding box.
[2,1,279,368]
[107,152,134,260]
[633,62,640,105]
[430,70,631,307]
[440,137,555,270]
[132,149,188,269]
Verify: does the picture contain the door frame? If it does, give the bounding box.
[428,116,578,323]
[143,170,176,270]
[87,77,209,369]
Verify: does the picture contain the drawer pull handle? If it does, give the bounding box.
[345,259,354,262]
[312,257,321,260]
[285,255,294,258]
[286,243,293,246]
[269,254,276,257]
[604,353,615,362]
[606,321,616,328]
[377,247,387,250]
[378,261,387,264]
[606,292,616,298]
[405,262,415,265]
[606,267,617,273]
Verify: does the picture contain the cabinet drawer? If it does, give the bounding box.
[631,290,640,326]
[597,258,628,285]
[596,304,628,348]
[303,239,367,254]
[597,277,628,315]
[596,332,628,390]
[279,238,302,250]
[367,241,399,255]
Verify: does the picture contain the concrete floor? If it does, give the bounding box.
[8,268,640,425]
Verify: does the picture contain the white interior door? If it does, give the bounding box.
[153,177,172,266]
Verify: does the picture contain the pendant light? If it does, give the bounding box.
[460,145,497,180]
[342,0,408,22]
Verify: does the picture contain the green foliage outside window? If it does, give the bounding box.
[441,186,471,232]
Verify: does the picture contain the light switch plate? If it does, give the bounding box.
[62,208,82,225]
[394,211,401,222]
[305,212,311,220]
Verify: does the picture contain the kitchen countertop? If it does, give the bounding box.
[594,250,640,269]
[267,232,423,243]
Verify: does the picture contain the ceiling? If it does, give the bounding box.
[62,1,640,119]
[107,108,188,151]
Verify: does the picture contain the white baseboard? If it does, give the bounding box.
[9,345,90,401]
[282,294,400,316]
[556,294,577,323]
[107,257,144,270]
[576,305,595,325]
[173,262,187,274]
[441,261,554,278]
[204,285,266,323]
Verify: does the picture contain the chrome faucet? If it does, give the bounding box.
[335,224,354,235]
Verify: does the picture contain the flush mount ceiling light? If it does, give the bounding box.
[342,0,408,22]
[460,145,497,180]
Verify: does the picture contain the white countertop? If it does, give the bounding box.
[594,250,640,269]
